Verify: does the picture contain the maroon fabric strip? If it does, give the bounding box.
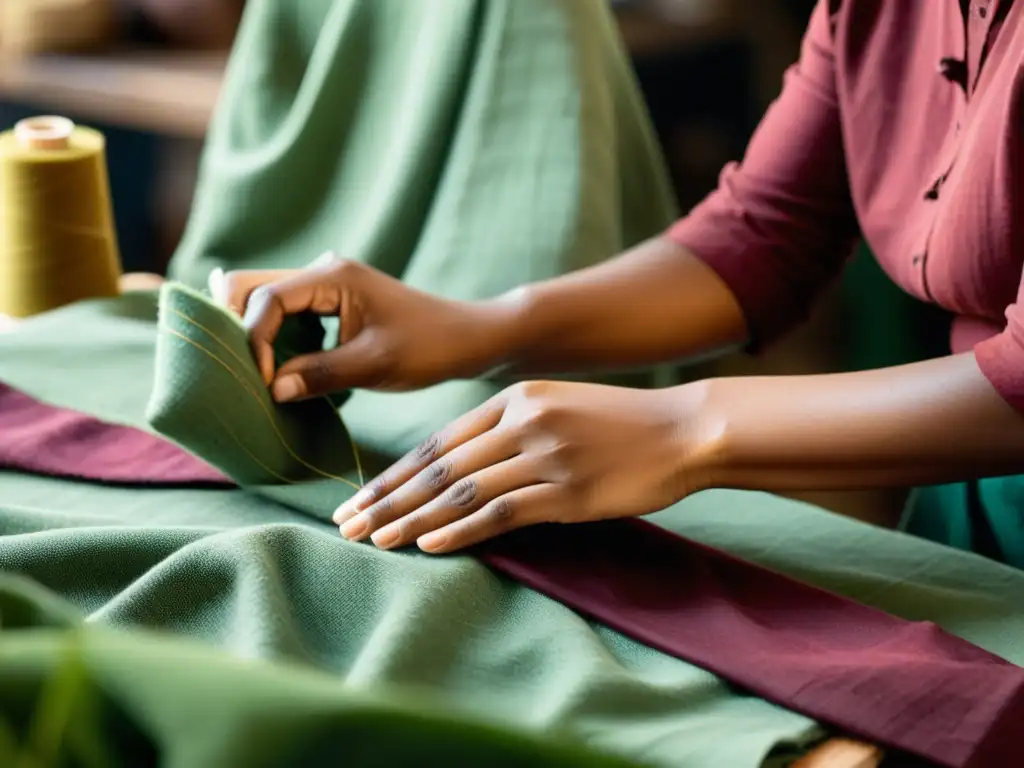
[0,383,231,487]
[2,380,1021,767]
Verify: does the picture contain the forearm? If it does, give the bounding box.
[693,352,1024,493]
[475,236,749,377]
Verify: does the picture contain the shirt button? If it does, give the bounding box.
[979,5,988,18]
[912,254,923,265]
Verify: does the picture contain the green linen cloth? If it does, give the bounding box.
[4,296,1024,768]
[149,282,367,513]
[0,576,639,768]
[167,0,678,455]
[2,0,1024,765]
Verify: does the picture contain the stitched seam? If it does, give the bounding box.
[167,307,266,390]
[204,399,299,484]
[167,306,366,487]
[159,326,360,491]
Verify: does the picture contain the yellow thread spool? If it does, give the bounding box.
[0,116,122,317]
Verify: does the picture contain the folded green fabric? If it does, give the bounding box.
[0,577,641,768]
[147,282,365,515]
[166,0,679,454]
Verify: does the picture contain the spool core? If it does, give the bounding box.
[14,116,75,150]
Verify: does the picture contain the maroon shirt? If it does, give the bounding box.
[669,0,1024,410]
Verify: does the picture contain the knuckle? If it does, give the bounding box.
[306,355,336,388]
[363,478,389,505]
[423,461,452,490]
[512,380,551,400]
[520,405,555,431]
[363,495,393,525]
[414,433,444,463]
[326,257,363,281]
[446,479,478,509]
[543,440,576,466]
[488,497,515,525]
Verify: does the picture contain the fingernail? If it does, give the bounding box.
[371,527,399,549]
[334,489,374,523]
[418,532,447,552]
[207,268,226,304]
[272,375,303,402]
[340,516,368,540]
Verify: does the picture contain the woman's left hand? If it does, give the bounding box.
[333,380,715,553]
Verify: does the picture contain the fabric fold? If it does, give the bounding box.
[2,377,1022,767]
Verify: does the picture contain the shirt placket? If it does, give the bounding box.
[911,0,1008,300]
[909,5,978,299]
[966,0,1005,94]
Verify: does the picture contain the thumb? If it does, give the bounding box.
[269,338,386,402]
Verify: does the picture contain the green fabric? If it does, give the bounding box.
[0,578,638,768]
[0,1,827,763]
[166,0,678,455]
[3,1,1024,765]
[148,282,368,513]
[5,297,1024,767]
[0,462,824,768]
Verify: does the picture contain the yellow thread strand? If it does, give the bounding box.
[166,305,365,487]
[159,326,361,491]
[166,307,265,390]
[273,341,365,487]
[200,399,300,486]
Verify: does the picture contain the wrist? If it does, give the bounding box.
[664,378,731,496]
[460,287,534,378]
[463,286,537,377]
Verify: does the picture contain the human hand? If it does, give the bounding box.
[333,380,714,553]
[217,255,514,401]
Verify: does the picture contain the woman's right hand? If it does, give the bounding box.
[216,255,515,403]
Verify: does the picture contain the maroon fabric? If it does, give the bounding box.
[0,383,231,487]
[2,383,1023,767]
[668,0,1024,412]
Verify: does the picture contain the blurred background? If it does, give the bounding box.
[0,0,947,520]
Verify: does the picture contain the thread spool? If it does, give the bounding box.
[0,116,122,317]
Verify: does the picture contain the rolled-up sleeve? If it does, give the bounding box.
[668,0,859,346]
[976,292,1024,413]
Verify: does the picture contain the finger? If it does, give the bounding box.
[340,429,519,544]
[218,268,296,314]
[367,456,539,550]
[417,483,561,554]
[334,396,508,527]
[241,256,347,384]
[270,335,383,402]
